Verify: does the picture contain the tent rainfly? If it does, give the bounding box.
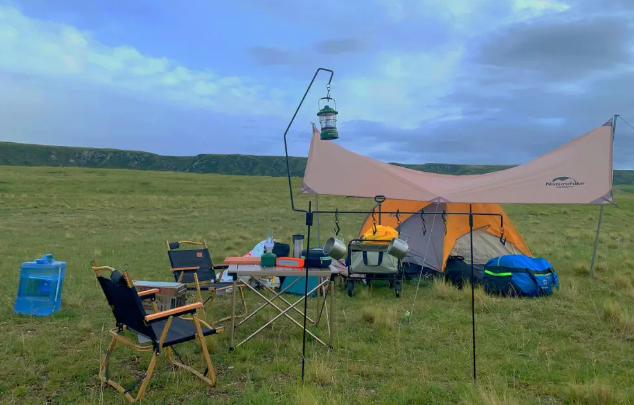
[302,121,615,205]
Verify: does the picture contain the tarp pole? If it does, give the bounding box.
[590,114,617,278]
[301,201,313,380]
[469,204,477,381]
[589,202,604,278]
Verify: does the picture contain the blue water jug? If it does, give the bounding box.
[14,254,66,316]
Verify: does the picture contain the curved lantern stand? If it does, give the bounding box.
[283,68,488,383]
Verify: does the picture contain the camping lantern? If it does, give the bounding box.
[317,95,338,140]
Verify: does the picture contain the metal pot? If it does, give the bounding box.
[387,237,409,259]
[323,237,347,260]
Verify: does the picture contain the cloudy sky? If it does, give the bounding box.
[0,0,633,168]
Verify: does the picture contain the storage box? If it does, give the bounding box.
[134,281,187,313]
[14,254,66,316]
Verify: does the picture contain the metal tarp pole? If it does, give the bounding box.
[589,205,604,278]
[590,115,617,278]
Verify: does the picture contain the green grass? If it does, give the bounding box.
[1,166,634,404]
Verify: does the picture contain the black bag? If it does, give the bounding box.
[301,248,332,268]
[273,242,290,258]
[444,256,484,288]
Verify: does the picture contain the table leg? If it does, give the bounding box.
[250,276,316,324]
[329,275,335,347]
[230,274,237,350]
[235,279,331,348]
[315,281,329,326]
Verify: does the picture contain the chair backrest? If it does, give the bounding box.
[167,241,216,283]
[96,269,157,341]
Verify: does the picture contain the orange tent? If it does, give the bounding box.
[358,201,530,272]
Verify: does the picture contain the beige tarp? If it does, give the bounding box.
[302,122,614,204]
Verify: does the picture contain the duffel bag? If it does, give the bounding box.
[483,255,559,297]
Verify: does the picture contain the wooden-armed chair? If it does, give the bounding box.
[166,240,247,322]
[92,261,220,403]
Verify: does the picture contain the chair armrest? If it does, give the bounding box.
[145,302,203,323]
[138,288,160,301]
[170,266,200,272]
[138,288,159,297]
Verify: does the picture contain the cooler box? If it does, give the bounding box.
[133,281,187,313]
[280,275,319,297]
[14,254,66,316]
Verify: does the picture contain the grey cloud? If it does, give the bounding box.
[313,38,365,54]
[345,68,634,169]
[248,46,298,66]
[475,16,634,79]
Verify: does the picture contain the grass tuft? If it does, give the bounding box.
[295,386,320,405]
[473,286,493,312]
[573,262,589,276]
[613,274,632,291]
[433,279,462,301]
[567,380,614,405]
[307,359,335,386]
[360,306,397,330]
[602,301,634,340]
[560,279,581,302]
[462,385,520,405]
[595,263,608,273]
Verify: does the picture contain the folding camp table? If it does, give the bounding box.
[227,265,340,350]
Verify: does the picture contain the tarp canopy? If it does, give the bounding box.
[302,121,614,204]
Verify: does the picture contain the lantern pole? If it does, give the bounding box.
[283,68,334,214]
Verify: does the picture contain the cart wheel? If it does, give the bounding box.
[347,281,354,297]
[395,281,402,298]
[388,280,394,288]
[395,289,401,298]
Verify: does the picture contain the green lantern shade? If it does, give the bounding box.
[317,103,338,140]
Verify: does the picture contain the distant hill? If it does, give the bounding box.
[1,141,632,185]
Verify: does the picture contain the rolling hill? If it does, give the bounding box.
[1,141,632,184]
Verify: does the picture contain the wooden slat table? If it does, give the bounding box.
[227,265,340,350]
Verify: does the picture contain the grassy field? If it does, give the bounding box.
[1,166,633,404]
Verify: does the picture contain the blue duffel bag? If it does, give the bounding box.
[483,255,559,297]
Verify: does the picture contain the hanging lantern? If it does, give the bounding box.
[317,94,338,140]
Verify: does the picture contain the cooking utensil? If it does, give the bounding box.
[387,236,409,259]
[323,237,347,260]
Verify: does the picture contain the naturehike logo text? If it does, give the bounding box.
[545,176,584,189]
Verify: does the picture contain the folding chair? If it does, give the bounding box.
[92,261,220,403]
[166,240,247,323]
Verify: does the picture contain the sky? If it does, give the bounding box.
[0,0,633,168]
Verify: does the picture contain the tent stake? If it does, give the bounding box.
[469,205,476,381]
[589,204,604,278]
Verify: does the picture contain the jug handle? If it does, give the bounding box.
[39,254,55,264]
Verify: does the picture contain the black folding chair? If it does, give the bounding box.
[92,261,220,403]
[166,240,247,323]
